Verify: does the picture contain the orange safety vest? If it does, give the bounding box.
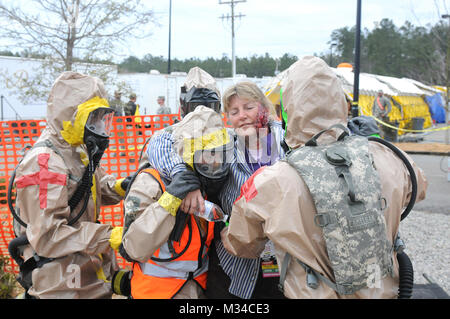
[130,168,215,299]
[376,96,385,111]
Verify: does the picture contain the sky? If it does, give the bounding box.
[122,0,450,62]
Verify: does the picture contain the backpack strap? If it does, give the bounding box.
[278,253,320,294]
[278,252,358,295]
[305,123,350,147]
[141,168,166,192]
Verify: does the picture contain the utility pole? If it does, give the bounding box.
[352,0,362,118]
[442,14,450,145]
[219,0,246,78]
[168,0,173,74]
[329,42,337,67]
[1,95,3,121]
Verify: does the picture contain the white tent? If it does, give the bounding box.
[333,67,396,97]
[371,74,429,96]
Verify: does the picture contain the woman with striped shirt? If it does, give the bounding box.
[207,81,286,299]
[146,81,286,299]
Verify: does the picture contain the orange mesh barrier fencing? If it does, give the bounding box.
[0,115,180,273]
[0,113,230,274]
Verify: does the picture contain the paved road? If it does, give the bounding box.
[391,124,449,297]
[405,123,450,214]
[409,154,450,214]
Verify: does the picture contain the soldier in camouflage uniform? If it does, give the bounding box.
[221,56,428,298]
[109,91,125,116]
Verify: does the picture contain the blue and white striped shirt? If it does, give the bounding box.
[146,121,286,299]
[146,129,188,181]
[217,121,285,298]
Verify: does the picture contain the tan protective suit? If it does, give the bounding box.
[13,72,124,299]
[183,66,221,97]
[223,56,428,299]
[122,106,227,299]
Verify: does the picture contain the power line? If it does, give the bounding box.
[219,0,246,78]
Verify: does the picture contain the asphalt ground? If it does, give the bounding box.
[399,123,450,214]
[393,123,449,297]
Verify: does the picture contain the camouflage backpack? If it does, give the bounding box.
[279,124,393,295]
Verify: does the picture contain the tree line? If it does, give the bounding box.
[118,18,449,86]
[1,18,448,86]
[325,18,448,86]
[117,53,299,78]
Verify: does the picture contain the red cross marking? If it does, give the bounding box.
[15,153,67,209]
[235,166,267,203]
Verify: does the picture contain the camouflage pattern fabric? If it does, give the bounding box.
[286,130,393,295]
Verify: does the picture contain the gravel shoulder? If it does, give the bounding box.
[399,209,450,295]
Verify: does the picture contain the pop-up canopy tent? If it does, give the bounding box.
[264,60,434,135]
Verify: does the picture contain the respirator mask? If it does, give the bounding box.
[180,86,221,117]
[83,107,114,166]
[193,139,233,199]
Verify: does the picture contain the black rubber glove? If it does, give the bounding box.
[119,243,136,263]
[120,175,133,192]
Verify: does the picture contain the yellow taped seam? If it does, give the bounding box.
[96,254,110,283]
[115,178,126,197]
[158,192,182,216]
[109,227,123,251]
[113,270,126,295]
[182,128,230,169]
[61,96,110,146]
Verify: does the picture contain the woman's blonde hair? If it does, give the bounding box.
[222,81,277,121]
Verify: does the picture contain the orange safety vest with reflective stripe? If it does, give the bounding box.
[376,96,385,111]
[130,168,215,299]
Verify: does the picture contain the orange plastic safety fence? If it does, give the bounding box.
[0,113,230,274]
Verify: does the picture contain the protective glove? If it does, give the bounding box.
[119,243,136,263]
[112,269,131,297]
[120,175,133,192]
[157,169,201,216]
[115,175,133,197]
[109,226,123,251]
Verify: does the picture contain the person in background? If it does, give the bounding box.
[156,96,171,115]
[372,89,392,137]
[222,56,428,299]
[125,93,139,116]
[110,90,125,116]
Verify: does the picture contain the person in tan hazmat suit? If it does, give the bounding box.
[10,72,128,299]
[120,105,232,299]
[222,56,428,299]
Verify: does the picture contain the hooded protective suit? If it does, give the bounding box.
[179,67,221,117]
[183,66,221,97]
[121,106,229,299]
[13,72,124,299]
[146,66,222,184]
[223,56,428,299]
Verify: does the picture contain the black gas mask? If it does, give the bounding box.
[83,107,114,167]
[193,139,233,200]
[180,86,221,118]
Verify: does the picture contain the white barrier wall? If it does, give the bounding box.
[0,56,118,120]
[0,55,272,119]
[0,56,48,120]
[117,72,272,115]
